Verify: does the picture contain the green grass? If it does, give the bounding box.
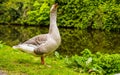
[1,44,120,75]
[0,44,87,75]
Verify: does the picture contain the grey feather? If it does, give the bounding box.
[23,34,47,46]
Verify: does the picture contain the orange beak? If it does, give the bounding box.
[54,3,58,8]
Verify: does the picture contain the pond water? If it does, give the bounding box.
[0,25,120,56]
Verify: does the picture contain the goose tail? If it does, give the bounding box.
[13,44,36,55]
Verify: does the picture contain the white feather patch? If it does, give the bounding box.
[13,44,37,55]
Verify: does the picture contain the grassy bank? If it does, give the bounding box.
[0,43,120,75]
[0,43,82,75]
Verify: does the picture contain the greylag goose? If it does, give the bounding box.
[13,3,61,65]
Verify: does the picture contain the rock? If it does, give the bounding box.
[0,70,7,75]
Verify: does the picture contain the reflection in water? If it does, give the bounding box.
[0,25,120,56]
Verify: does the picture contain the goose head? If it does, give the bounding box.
[50,3,58,13]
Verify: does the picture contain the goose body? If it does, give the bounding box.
[13,3,61,64]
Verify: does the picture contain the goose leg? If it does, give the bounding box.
[41,55,45,65]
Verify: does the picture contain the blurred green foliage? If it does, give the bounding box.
[0,0,120,30]
[25,1,50,25]
[56,0,120,30]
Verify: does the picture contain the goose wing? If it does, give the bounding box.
[23,34,48,46]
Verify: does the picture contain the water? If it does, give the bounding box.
[0,25,120,56]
